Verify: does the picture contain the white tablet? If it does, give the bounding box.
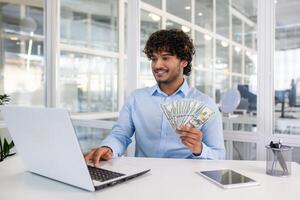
[199,169,260,189]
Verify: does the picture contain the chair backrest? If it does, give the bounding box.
[220,89,241,113]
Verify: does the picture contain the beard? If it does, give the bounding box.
[153,62,182,85]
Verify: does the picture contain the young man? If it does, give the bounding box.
[85,29,225,167]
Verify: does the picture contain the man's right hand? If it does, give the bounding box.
[84,146,113,167]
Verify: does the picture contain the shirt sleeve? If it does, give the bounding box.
[191,104,225,160]
[100,94,135,158]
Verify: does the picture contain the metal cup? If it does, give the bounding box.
[266,145,293,176]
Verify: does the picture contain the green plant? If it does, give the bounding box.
[0,94,10,105]
[0,137,15,161]
[0,94,15,162]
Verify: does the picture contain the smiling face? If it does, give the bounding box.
[150,51,188,85]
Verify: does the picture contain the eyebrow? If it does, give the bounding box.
[152,52,173,57]
[161,53,173,56]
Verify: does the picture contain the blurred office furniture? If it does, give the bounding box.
[275,118,300,134]
[222,114,256,132]
[215,89,221,103]
[216,87,256,132]
[275,79,300,118]
[288,79,300,108]
[237,85,257,112]
[219,88,241,113]
[275,90,289,118]
[274,79,300,134]
[288,79,297,107]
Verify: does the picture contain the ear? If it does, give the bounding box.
[180,60,188,68]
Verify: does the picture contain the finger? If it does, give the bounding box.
[178,126,201,134]
[181,136,198,145]
[180,131,202,143]
[93,149,105,167]
[175,129,182,135]
[84,149,96,162]
[102,150,113,161]
[182,139,194,148]
[180,131,201,139]
[177,125,193,132]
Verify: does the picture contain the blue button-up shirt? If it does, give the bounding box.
[101,79,225,159]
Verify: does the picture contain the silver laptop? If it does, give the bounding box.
[0,106,150,191]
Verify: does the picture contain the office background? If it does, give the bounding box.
[0,0,300,162]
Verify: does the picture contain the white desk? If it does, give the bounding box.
[1,156,300,200]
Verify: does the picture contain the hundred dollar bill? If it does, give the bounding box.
[187,106,214,128]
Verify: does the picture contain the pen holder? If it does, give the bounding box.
[266,144,293,176]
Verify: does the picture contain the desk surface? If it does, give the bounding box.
[1,156,300,200]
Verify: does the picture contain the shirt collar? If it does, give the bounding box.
[149,78,190,97]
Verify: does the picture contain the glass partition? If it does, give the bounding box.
[166,0,191,22]
[59,52,118,112]
[195,0,213,31]
[274,0,300,135]
[142,0,162,9]
[194,31,213,69]
[216,39,229,73]
[216,0,229,38]
[60,0,119,113]
[140,9,161,87]
[0,1,45,105]
[61,0,118,51]
[225,140,257,160]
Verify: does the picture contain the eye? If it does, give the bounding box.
[150,57,157,62]
[162,56,169,61]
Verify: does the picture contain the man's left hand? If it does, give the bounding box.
[177,125,203,155]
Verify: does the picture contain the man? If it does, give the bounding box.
[85,29,225,167]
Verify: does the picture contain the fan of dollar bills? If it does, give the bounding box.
[161,99,214,129]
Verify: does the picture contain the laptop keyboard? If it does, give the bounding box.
[88,166,125,182]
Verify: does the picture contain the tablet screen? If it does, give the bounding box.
[199,169,258,188]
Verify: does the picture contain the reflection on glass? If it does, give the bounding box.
[125,2,127,53]
[59,52,118,113]
[216,40,229,73]
[245,51,256,75]
[231,0,257,49]
[245,23,254,49]
[195,70,213,98]
[232,15,242,44]
[232,76,242,88]
[0,1,45,105]
[140,10,160,87]
[166,0,191,22]
[225,141,257,160]
[141,10,161,55]
[75,126,111,153]
[142,0,162,9]
[166,20,191,36]
[216,0,229,38]
[292,146,300,164]
[232,45,242,73]
[139,58,155,88]
[231,0,257,19]
[195,0,213,31]
[244,77,257,95]
[215,73,229,103]
[194,31,213,69]
[61,0,118,51]
[274,0,300,135]
[140,59,152,76]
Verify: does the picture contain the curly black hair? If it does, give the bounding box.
[143,29,195,76]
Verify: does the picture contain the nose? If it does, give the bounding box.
[152,57,163,69]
